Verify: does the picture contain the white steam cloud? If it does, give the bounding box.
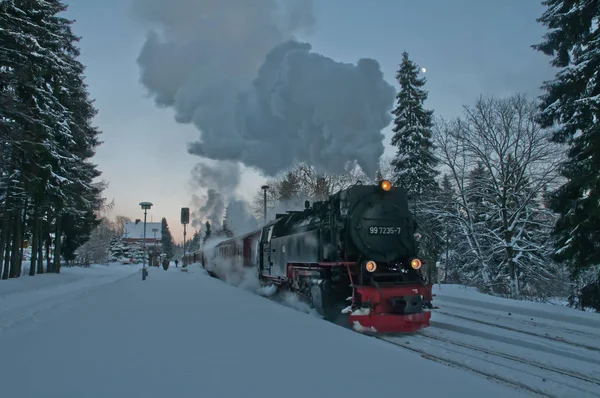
[189,161,242,230]
[223,41,395,177]
[203,250,321,318]
[190,161,240,193]
[224,199,259,236]
[190,188,224,230]
[134,0,395,185]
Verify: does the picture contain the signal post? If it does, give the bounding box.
[181,207,189,267]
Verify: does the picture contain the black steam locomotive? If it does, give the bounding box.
[187,179,433,333]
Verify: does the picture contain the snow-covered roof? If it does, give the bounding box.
[123,222,162,240]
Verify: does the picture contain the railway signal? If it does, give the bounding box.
[181,207,189,267]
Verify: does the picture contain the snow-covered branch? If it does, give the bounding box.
[430,94,567,297]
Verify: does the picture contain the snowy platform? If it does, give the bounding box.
[0,265,553,397]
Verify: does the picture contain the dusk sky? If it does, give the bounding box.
[62,0,555,242]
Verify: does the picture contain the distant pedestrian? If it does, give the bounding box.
[175,259,178,268]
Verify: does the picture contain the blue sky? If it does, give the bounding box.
[63,0,555,242]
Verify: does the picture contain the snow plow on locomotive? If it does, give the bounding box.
[185,180,433,333]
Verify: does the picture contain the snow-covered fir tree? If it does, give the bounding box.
[187,231,202,252]
[0,0,107,278]
[389,52,442,274]
[108,235,126,260]
[389,51,439,198]
[160,217,174,260]
[533,0,600,278]
[219,220,234,238]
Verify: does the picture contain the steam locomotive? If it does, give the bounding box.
[184,180,433,333]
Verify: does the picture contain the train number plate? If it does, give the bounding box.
[367,226,401,235]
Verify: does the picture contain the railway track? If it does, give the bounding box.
[377,314,600,398]
[419,332,600,386]
[378,330,600,398]
[378,336,559,398]
[434,304,600,352]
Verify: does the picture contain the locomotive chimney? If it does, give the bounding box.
[261,185,269,225]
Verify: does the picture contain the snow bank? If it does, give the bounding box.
[0,264,139,333]
[0,266,535,397]
[434,284,599,321]
[0,263,139,298]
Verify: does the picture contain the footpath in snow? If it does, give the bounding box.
[0,264,139,333]
[0,264,537,398]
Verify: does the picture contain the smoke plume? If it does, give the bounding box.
[190,188,224,230]
[204,41,395,177]
[223,199,259,236]
[190,161,240,193]
[189,161,240,229]
[189,162,260,232]
[134,0,395,182]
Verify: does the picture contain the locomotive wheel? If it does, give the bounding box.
[311,281,349,325]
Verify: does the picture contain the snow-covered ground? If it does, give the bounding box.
[0,264,140,333]
[0,264,543,398]
[380,284,600,398]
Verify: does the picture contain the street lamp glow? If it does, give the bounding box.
[421,67,427,73]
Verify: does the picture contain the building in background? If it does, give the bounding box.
[123,220,162,245]
[121,220,163,266]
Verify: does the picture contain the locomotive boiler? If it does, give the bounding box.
[188,179,433,333]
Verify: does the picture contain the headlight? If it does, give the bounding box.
[410,258,422,270]
[365,261,377,272]
[379,179,391,191]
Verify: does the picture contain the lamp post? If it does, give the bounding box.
[261,185,269,225]
[139,201,153,280]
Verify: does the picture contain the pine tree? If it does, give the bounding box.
[533,0,600,276]
[62,210,100,264]
[108,235,123,260]
[160,217,174,260]
[203,221,211,244]
[188,231,201,252]
[220,221,234,238]
[46,0,105,273]
[390,51,439,198]
[388,52,442,274]
[0,0,106,277]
